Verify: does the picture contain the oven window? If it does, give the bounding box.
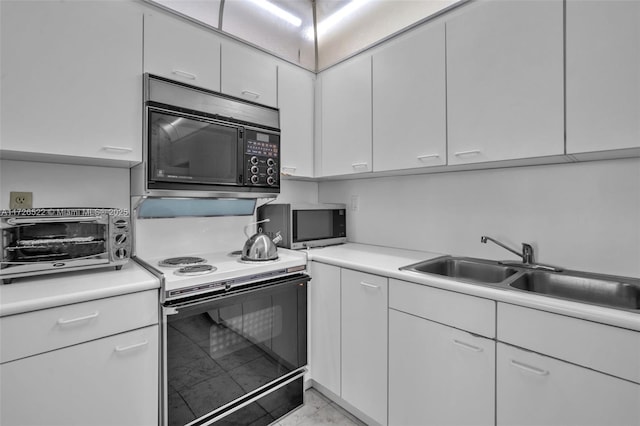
[166,279,307,426]
[149,110,239,185]
[293,210,335,242]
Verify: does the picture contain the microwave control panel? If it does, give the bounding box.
[244,131,280,187]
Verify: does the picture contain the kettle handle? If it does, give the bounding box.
[244,218,270,238]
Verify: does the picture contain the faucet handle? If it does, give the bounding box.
[522,243,534,264]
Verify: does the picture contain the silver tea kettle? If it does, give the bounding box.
[241,219,282,262]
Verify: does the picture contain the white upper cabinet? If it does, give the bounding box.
[0,0,143,166]
[372,22,447,171]
[566,0,640,154]
[319,55,372,177]
[144,12,221,92]
[278,64,315,178]
[446,0,564,165]
[221,43,278,107]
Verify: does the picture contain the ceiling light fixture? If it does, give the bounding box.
[306,0,369,39]
[247,0,302,27]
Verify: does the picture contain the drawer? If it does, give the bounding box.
[0,290,158,363]
[497,302,640,383]
[389,279,496,338]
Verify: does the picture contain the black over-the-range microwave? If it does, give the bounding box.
[258,203,347,249]
[131,74,281,198]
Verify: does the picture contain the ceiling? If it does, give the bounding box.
[148,0,463,71]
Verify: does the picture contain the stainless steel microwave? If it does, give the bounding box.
[257,203,347,249]
[131,74,281,199]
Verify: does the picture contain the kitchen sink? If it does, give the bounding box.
[508,271,640,311]
[400,256,518,284]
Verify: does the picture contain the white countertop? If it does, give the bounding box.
[307,243,640,332]
[0,261,160,317]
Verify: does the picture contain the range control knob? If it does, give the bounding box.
[250,165,259,174]
[267,158,276,167]
[250,156,259,165]
[267,176,276,186]
[267,168,275,176]
[251,175,260,184]
[115,248,128,259]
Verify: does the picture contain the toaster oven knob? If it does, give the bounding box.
[114,234,127,245]
[267,158,275,167]
[250,156,259,165]
[251,175,260,184]
[267,176,276,185]
[115,248,128,259]
[250,165,259,175]
[114,219,129,229]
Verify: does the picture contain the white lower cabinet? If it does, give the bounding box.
[497,342,640,426]
[341,269,388,425]
[309,261,342,396]
[389,309,495,426]
[0,325,159,426]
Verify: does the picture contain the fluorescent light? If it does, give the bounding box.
[306,0,369,39]
[247,0,302,27]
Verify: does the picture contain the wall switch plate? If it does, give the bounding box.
[350,195,360,212]
[10,191,33,209]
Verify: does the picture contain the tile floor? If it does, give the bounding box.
[274,388,367,426]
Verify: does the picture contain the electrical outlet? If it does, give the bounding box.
[10,191,33,209]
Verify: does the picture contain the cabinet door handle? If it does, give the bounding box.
[57,311,99,325]
[172,69,197,80]
[241,90,261,99]
[281,166,297,175]
[115,340,149,353]
[454,149,481,157]
[351,162,369,170]
[510,359,549,376]
[417,154,440,161]
[102,146,133,153]
[360,281,380,289]
[453,339,483,353]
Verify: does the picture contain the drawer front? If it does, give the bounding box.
[389,278,496,338]
[0,290,158,363]
[497,302,640,383]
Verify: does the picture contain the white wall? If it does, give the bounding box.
[0,159,130,210]
[318,158,640,278]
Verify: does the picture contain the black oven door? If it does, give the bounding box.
[162,274,308,426]
[148,108,244,187]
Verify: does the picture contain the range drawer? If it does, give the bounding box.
[389,279,496,338]
[0,290,158,363]
[497,302,640,383]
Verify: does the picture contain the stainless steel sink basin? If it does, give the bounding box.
[400,256,518,284]
[509,271,640,310]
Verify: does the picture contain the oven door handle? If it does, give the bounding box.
[7,216,103,225]
[163,307,179,316]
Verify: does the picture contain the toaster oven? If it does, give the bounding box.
[1,208,131,283]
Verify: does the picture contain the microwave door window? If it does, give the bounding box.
[150,112,238,185]
[294,210,334,241]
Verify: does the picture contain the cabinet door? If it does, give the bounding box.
[144,12,221,92]
[0,0,142,165]
[446,0,564,165]
[341,269,388,425]
[372,22,446,171]
[278,64,315,178]
[309,262,341,396]
[389,309,495,426]
[497,343,640,426]
[0,325,159,426]
[566,0,640,153]
[320,55,372,176]
[221,43,277,107]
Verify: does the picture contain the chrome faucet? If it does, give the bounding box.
[480,236,562,272]
[480,236,534,264]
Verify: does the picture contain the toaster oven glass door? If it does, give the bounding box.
[148,109,242,186]
[1,217,110,274]
[293,209,345,242]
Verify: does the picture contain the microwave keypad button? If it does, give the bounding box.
[250,156,259,165]
[251,175,260,184]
